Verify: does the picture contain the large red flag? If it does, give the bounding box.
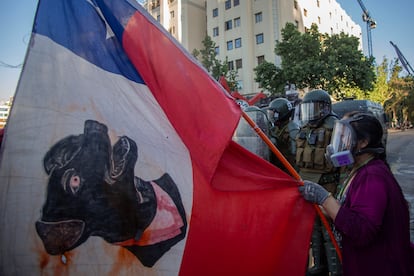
[0,0,314,275]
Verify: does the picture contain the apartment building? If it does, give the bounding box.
[145,0,206,54]
[145,0,362,96]
[0,98,12,129]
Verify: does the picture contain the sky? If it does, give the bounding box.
[0,0,413,101]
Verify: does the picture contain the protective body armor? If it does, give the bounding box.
[299,115,342,276]
[270,120,299,167]
[296,115,339,186]
[296,116,337,173]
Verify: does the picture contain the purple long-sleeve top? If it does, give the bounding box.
[334,159,414,276]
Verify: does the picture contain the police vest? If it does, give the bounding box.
[295,116,337,174]
[273,124,290,154]
[270,121,299,169]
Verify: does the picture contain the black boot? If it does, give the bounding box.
[307,229,328,276]
[324,242,343,276]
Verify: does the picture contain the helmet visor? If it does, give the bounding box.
[266,109,279,124]
[300,102,327,123]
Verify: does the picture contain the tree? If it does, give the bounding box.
[254,23,376,99]
[192,36,238,91]
[253,61,285,95]
[369,58,392,105]
[275,23,322,90]
[384,60,414,125]
[320,32,375,99]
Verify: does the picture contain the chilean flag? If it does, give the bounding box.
[0,0,314,275]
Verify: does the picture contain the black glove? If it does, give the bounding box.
[298,180,330,205]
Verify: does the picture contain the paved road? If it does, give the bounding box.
[386,128,414,242]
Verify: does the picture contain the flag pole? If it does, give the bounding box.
[241,110,343,263]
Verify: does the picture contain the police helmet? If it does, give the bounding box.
[266,98,293,124]
[301,89,332,125]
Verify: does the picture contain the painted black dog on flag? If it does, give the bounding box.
[35,120,187,267]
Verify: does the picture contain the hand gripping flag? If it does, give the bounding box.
[0,0,315,275]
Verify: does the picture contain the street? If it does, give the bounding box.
[386,128,414,242]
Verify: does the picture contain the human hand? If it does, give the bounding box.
[298,180,330,205]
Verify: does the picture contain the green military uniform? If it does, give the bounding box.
[296,115,339,193]
[269,120,299,171]
[297,115,342,276]
[297,90,342,276]
[265,97,299,173]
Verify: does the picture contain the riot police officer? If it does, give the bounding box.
[296,90,341,275]
[233,105,271,161]
[285,83,302,126]
[265,97,299,172]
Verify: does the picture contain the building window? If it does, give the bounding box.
[294,0,298,9]
[227,40,233,50]
[150,0,160,9]
[295,20,299,28]
[215,46,220,55]
[228,60,234,70]
[170,10,174,18]
[225,0,231,10]
[234,17,241,27]
[168,26,175,35]
[235,38,242,48]
[317,0,320,8]
[225,20,233,31]
[213,27,219,37]
[234,0,240,6]
[318,16,321,24]
[255,12,263,23]
[256,33,264,44]
[157,15,160,21]
[213,8,218,17]
[304,9,308,17]
[257,55,265,65]
[236,58,242,69]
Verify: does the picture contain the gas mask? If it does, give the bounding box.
[326,114,386,167]
[325,117,359,167]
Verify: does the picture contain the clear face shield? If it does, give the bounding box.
[266,109,279,124]
[325,120,356,167]
[300,102,330,125]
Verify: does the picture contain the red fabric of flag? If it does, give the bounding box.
[123,10,315,275]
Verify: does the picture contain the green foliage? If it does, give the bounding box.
[254,22,376,99]
[192,36,239,91]
[253,61,285,95]
[384,59,414,124]
[276,23,322,90]
[369,58,392,105]
[366,57,414,125]
[320,32,375,99]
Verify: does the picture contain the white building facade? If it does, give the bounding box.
[0,98,12,129]
[145,0,207,55]
[144,0,362,96]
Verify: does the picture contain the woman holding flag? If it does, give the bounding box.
[299,112,414,276]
